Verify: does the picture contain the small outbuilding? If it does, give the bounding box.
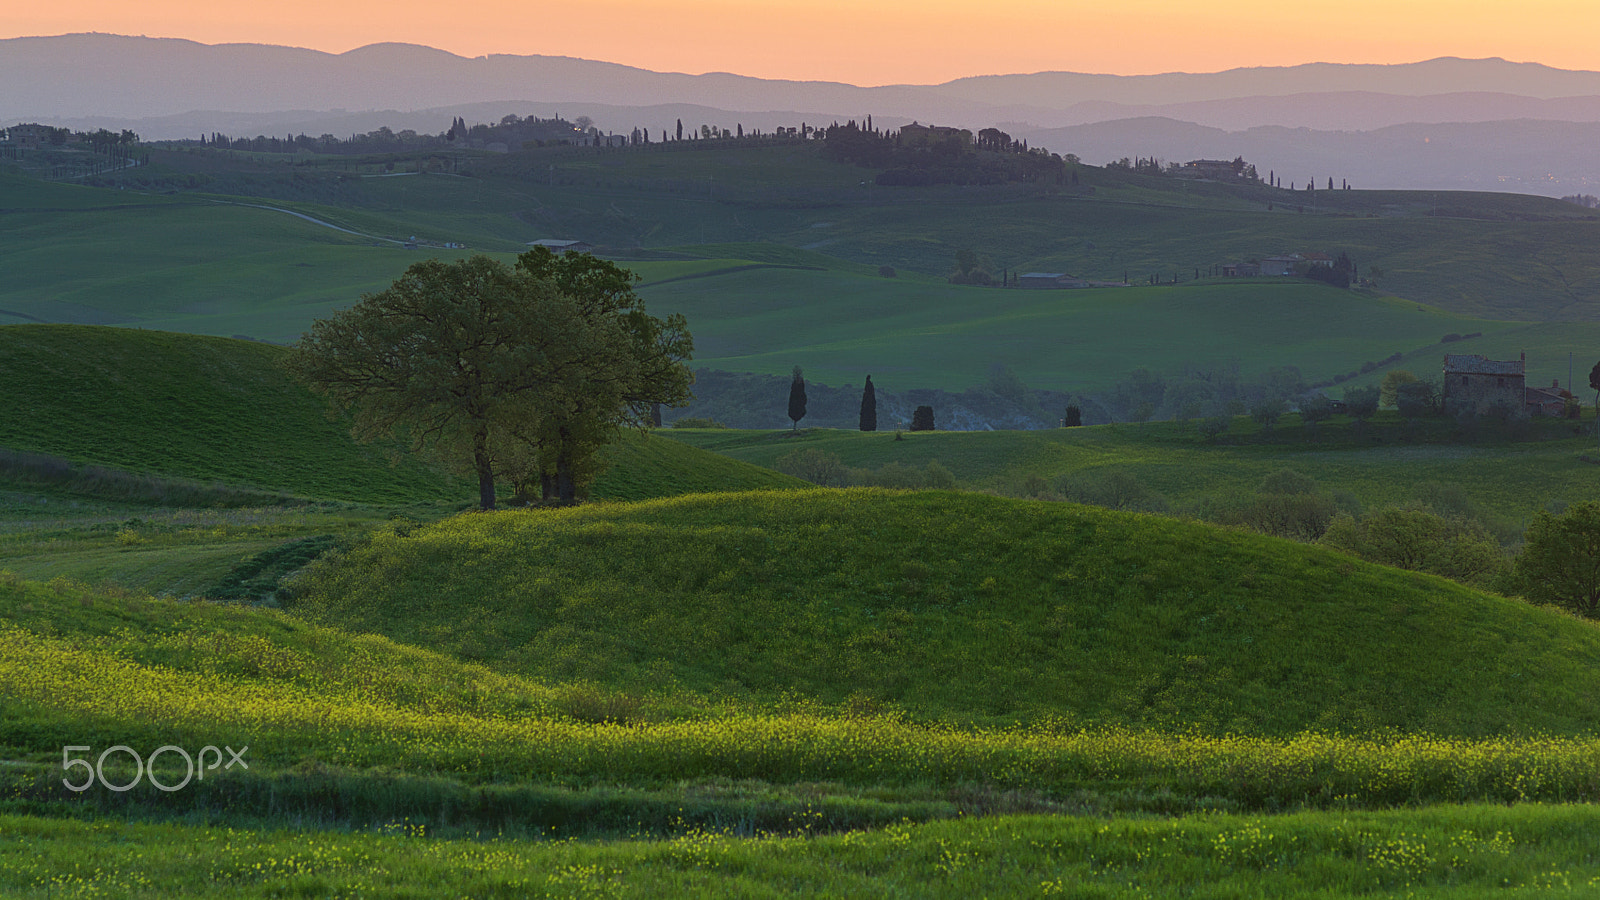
[1017,272,1088,289]
[525,239,594,254]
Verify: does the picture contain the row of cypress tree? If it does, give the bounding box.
[789,369,932,432]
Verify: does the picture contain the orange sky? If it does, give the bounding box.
[7,0,1600,83]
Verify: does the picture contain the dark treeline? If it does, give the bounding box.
[4,123,140,159]
[173,114,1078,190]
[672,362,1329,432]
[821,120,1072,187]
[189,113,815,157]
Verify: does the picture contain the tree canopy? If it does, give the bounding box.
[287,252,692,510]
[1515,501,1600,618]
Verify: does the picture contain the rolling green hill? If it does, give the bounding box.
[0,324,458,503]
[0,324,800,508]
[289,489,1600,737]
[48,141,1600,322]
[12,149,1600,402]
[666,419,1600,525]
[0,167,498,342]
[639,270,1506,391]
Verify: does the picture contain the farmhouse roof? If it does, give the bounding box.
[1444,353,1524,376]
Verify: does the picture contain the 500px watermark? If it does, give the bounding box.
[62,744,248,792]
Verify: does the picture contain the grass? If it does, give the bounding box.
[70,141,1600,322]
[0,325,795,507]
[8,488,1600,892]
[588,431,806,502]
[14,152,1600,399]
[665,415,1600,525]
[636,270,1505,391]
[7,804,1600,897]
[287,489,1600,736]
[0,324,460,503]
[10,564,1600,824]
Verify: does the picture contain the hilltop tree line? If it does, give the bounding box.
[187,112,826,158]
[3,123,140,159]
[820,120,1072,187]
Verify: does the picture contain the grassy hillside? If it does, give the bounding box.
[639,270,1507,391]
[0,324,795,505]
[58,142,1600,322]
[11,527,1600,823]
[11,803,1600,898]
[290,489,1600,737]
[589,430,805,501]
[13,153,1600,397]
[0,167,511,342]
[667,418,1600,525]
[0,324,459,503]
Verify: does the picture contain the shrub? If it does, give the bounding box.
[1395,380,1440,420]
[1239,492,1339,541]
[774,448,848,487]
[910,406,936,432]
[671,417,727,429]
[1323,507,1508,588]
[877,265,897,278]
[1514,501,1600,618]
[1343,386,1380,425]
[1298,396,1334,430]
[1380,370,1420,408]
[1257,468,1318,495]
[1249,398,1286,430]
[1055,469,1169,513]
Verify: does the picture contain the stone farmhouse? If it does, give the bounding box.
[525,239,594,254]
[898,122,973,150]
[1442,353,1525,414]
[2,123,47,150]
[1442,352,1577,416]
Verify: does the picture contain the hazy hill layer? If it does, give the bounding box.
[290,489,1600,736]
[10,36,1600,127]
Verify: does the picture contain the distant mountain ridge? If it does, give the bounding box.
[7,34,1600,193]
[10,34,1600,128]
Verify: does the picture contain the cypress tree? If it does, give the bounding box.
[788,366,807,430]
[910,405,935,432]
[1064,405,1083,427]
[859,375,877,431]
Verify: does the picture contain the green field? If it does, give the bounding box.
[287,489,1600,736]
[11,147,1600,896]
[8,804,1600,898]
[10,143,1600,369]
[10,491,1600,895]
[51,141,1600,322]
[667,416,1600,526]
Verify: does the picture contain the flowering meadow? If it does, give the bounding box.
[8,489,1600,895]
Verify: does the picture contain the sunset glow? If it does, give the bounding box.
[7,0,1600,83]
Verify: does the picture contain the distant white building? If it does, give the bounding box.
[526,239,594,254]
[1017,272,1088,289]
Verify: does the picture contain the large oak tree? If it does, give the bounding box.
[287,252,691,510]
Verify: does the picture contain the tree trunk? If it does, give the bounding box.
[474,430,496,510]
[541,472,556,503]
[556,426,577,506]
